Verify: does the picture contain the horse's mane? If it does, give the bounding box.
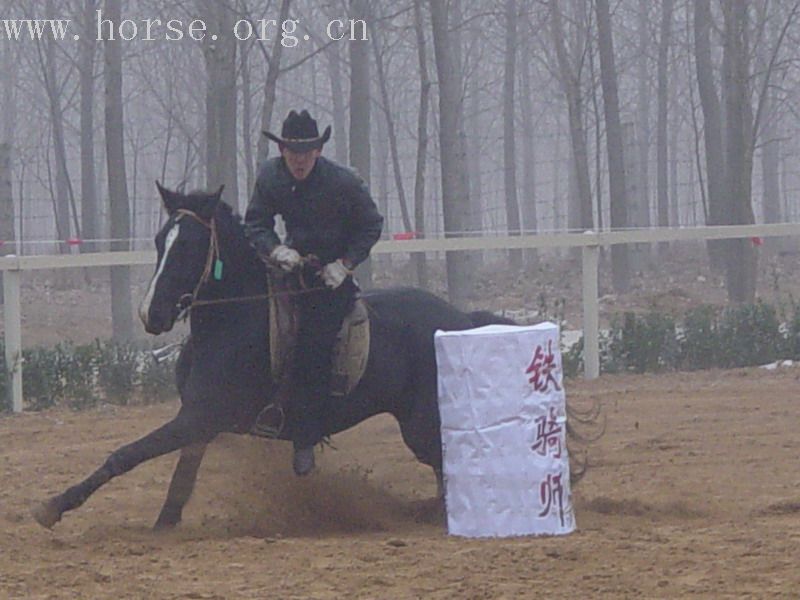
[211,201,248,243]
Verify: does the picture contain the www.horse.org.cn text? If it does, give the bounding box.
[1,12,369,46]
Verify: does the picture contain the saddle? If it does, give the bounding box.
[252,269,370,438]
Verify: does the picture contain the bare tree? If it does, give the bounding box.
[104,0,133,340]
[323,1,349,165]
[200,0,238,205]
[635,0,652,237]
[79,0,99,248]
[519,30,538,267]
[721,0,756,302]
[38,0,75,250]
[429,0,474,306]
[412,0,430,288]
[503,0,522,270]
[240,35,256,201]
[1,43,16,289]
[255,0,292,165]
[371,24,412,234]
[0,143,13,269]
[595,0,630,292]
[349,0,373,287]
[693,0,726,269]
[550,0,593,234]
[656,0,674,255]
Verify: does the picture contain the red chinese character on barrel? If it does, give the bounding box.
[538,471,566,527]
[531,406,563,459]
[525,339,562,392]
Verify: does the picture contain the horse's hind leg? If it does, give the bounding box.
[434,467,445,500]
[31,411,216,529]
[397,405,444,499]
[153,442,207,530]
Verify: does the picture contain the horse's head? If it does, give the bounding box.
[139,182,224,334]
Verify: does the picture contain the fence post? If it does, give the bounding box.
[581,238,600,379]
[3,267,23,412]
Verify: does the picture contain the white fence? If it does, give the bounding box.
[4,223,800,413]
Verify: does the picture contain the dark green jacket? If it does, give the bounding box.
[244,156,383,268]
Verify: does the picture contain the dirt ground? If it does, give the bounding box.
[1,367,799,599]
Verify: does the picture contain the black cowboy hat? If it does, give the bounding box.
[263,109,331,153]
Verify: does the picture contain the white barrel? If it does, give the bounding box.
[435,322,574,538]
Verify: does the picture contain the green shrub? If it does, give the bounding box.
[565,301,796,378]
[606,311,678,374]
[58,342,101,410]
[96,339,138,405]
[716,302,782,368]
[22,346,62,411]
[138,355,177,404]
[7,338,180,411]
[679,305,720,370]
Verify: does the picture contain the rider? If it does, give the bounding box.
[244,109,384,476]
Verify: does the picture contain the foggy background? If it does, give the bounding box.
[2,0,800,342]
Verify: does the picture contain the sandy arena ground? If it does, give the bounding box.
[2,367,800,599]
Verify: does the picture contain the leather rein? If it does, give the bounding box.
[172,208,324,318]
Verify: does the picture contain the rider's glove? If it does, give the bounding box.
[269,245,301,272]
[321,259,351,289]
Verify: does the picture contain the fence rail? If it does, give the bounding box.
[4,223,800,413]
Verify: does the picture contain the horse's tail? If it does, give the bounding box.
[468,310,517,327]
[468,308,604,486]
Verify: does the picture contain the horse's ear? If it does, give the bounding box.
[156,180,180,214]
[198,185,224,220]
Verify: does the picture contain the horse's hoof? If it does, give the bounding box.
[31,498,62,529]
[152,519,178,532]
[153,510,180,531]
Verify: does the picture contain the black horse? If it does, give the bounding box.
[32,184,525,530]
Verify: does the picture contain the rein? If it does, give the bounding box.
[173,208,326,316]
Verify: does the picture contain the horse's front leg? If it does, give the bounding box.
[153,442,207,530]
[31,411,216,529]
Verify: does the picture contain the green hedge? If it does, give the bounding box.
[1,339,179,413]
[564,300,800,377]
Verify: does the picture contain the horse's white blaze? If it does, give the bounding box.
[138,223,181,326]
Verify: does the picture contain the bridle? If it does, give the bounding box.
[173,208,221,319]
[169,208,325,320]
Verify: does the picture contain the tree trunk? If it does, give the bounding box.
[372,34,412,233]
[201,0,237,205]
[80,0,98,249]
[503,0,522,270]
[595,0,630,293]
[669,99,680,228]
[42,0,73,253]
[104,0,133,340]
[635,0,652,237]
[1,43,16,301]
[722,0,757,303]
[520,35,538,268]
[550,0,593,234]
[0,144,13,281]
[429,0,472,307]
[350,0,373,287]
[256,0,292,165]
[412,0,430,289]
[656,0,674,256]
[325,40,349,165]
[453,1,481,268]
[694,0,727,270]
[241,39,255,206]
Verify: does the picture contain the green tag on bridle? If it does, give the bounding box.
[213,259,224,280]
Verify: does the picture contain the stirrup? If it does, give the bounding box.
[251,403,285,439]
